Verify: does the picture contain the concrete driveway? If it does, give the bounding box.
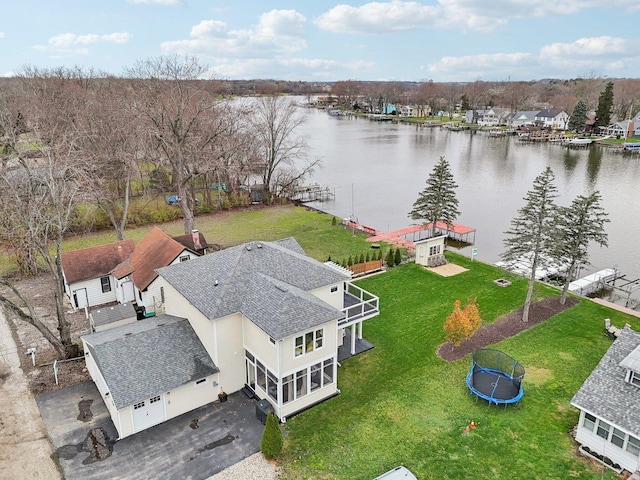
[37,382,266,480]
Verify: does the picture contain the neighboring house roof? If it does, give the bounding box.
[90,303,137,329]
[173,231,209,253]
[536,109,565,119]
[82,315,218,409]
[157,238,349,340]
[571,326,640,435]
[61,239,135,284]
[130,227,191,291]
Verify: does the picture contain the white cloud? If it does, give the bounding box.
[47,32,132,48]
[0,32,5,40]
[541,36,639,58]
[427,36,640,80]
[127,0,182,5]
[161,10,307,58]
[32,32,132,57]
[316,0,639,34]
[315,1,440,34]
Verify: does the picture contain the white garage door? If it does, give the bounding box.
[132,394,165,433]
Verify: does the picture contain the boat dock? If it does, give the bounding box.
[287,184,335,202]
[569,268,618,296]
[340,220,476,249]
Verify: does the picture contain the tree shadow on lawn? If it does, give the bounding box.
[437,296,580,362]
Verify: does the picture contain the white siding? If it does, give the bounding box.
[68,276,117,309]
[574,410,640,473]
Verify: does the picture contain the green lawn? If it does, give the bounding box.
[2,204,635,478]
[280,256,637,479]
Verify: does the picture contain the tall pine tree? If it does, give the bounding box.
[409,156,460,237]
[553,192,609,304]
[502,167,558,322]
[595,82,614,128]
[568,99,587,132]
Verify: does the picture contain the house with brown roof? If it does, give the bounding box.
[61,228,205,313]
[61,239,135,309]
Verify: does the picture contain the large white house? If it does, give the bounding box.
[571,326,640,475]
[81,238,380,438]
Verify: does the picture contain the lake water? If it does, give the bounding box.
[297,108,640,304]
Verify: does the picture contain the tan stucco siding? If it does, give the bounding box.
[310,283,344,310]
[163,282,215,359]
[215,314,245,394]
[165,375,218,419]
[280,319,338,373]
[242,318,277,368]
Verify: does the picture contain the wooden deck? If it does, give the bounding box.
[362,221,476,249]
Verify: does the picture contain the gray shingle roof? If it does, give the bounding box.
[90,303,137,328]
[157,238,348,340]
[82,315,218,409]
[571,326,640,435]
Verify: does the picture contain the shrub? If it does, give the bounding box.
[359,253,365,264]
[394,248,402,266]
[347,255,353,266]
[365,252,371,262]
[332,216,337,226]
[443,298,483,347]
[386,248,395,267]
[261,412,283,459]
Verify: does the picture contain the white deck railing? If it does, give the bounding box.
[340,283,379,326]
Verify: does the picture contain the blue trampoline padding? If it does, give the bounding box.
[465,349,524,405]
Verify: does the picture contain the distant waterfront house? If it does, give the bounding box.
[606,120,634,138]
[510,111,539,128]
[571,326,640,474]
[82,237,380,438]
[534,109,569,129]
[466,108,511,126]
[61,239,135,309]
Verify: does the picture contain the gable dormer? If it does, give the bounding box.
[620,345,640,386]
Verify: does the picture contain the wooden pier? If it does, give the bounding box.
[341,220,476,250]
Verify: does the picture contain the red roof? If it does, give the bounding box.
[61,239,135,284]
[130,227,189,291]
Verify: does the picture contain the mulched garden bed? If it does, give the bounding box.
[438,296,580,362]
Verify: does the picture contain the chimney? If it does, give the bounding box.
[191,229,202,250]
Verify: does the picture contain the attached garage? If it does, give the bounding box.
[82,314,219,439]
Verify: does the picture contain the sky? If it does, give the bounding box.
[2,1,639,82]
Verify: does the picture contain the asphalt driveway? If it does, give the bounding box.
[37,381,265,480]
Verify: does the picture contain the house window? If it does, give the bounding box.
[629,370,640,387]
[596,420,611,440]
[150,395,161,403]
[294,329,324,357]
[429,245,441,256]
[330,285,338,293]
[269,336,276,345]
[257,360,266,391]
[582,412,596,432]
[267,371,278,401]
[611,428,625,448]
[160,286,165,303]
[100,276,111,293]
[627,435,640,456]
[296,368,308,399]
[133,401,145,409]
[180,255,190,262]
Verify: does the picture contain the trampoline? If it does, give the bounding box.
[465,349,525,405]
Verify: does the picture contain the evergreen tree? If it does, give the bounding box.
[365,252,371,262]
[359,253,365,264]
[595,82,614,127]
[386,248,395,267]
[553,191,609,304]
[394,248,402,266]
[568,99,587,132]
[409,156,460,237]
[260,412,283,459]
[501,167,558,322]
